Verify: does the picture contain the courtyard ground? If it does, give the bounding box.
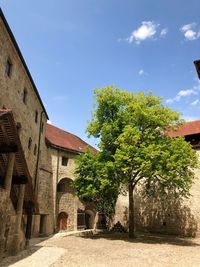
[1,231,200,267]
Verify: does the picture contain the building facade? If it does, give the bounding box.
[46,123,98,232]
[0,8,53,256]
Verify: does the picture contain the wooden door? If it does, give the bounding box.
[57,212,68,230]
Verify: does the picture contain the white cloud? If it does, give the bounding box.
[166,98,173,104]
[178,89,196,97]
[138,69,148,76]
[127,21,159,44]
[138,69,144,75]
[191,99,200,106]
[166,89,197,104]
[166,79,200,105]
[181,23,196,32]
[180,23,200,41]
[193,78,200,90]
[47,120,52,125]
[160,28,168,37]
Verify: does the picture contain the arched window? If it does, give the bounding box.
[57,178,74,193]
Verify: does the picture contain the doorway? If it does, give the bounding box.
[57,212,68,231]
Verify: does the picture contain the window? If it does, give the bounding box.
[28,138,32,150]
[34,144,37,156]
[23,89,27,104]
[5,58,12,77]
[35,111,38,123]
[62,157,68,166]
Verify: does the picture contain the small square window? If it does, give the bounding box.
[5,58,12,77]
[62,157,68,166]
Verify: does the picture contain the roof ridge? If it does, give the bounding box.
[183,120,200,123]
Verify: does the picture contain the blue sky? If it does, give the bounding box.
[1,0,200,148]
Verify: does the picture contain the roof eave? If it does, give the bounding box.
[0,8,49,119]
[45,138,83,155]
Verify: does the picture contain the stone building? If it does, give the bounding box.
[45,123,97,232]
[0,8,53,256]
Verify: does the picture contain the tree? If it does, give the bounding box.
[74,149,119,223]
[75,86,198,238]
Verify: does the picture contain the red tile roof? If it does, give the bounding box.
[45,123,98,154]
[167,120,200,137]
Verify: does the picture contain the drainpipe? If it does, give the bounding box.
[34,111,44,193]
[55,149,59,231]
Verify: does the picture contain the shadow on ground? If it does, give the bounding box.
[0,246,42,267]
[0,236,52,267]
[78,232,200,247]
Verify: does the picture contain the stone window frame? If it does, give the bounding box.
[5,57,13,77]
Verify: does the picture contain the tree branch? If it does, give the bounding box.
[132,176,144,189]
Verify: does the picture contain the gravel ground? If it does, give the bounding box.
[1,232,200,267]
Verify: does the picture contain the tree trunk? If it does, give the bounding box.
[128,183,135,238]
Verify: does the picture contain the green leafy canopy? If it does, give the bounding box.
[74,86,198,231]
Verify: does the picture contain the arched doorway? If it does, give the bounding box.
[57,212,68,231]
[97,212,107,229]
[77,209,85,230]
[85,210,95,229]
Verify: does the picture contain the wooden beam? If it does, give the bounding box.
[0,143,18,153]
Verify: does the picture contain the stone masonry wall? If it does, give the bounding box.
[0,16,54,240]
[50,147,78,231]
[115,149,200,237]
[0,17,48,180]
[50,147,95,231]
[0,188,26,257]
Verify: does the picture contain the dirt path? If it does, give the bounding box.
[1,233,200,267]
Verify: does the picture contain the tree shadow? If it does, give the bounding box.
[79,231,200,247]
[0,236,52,267]
[134,189,198,237]
[0,245,42,267]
